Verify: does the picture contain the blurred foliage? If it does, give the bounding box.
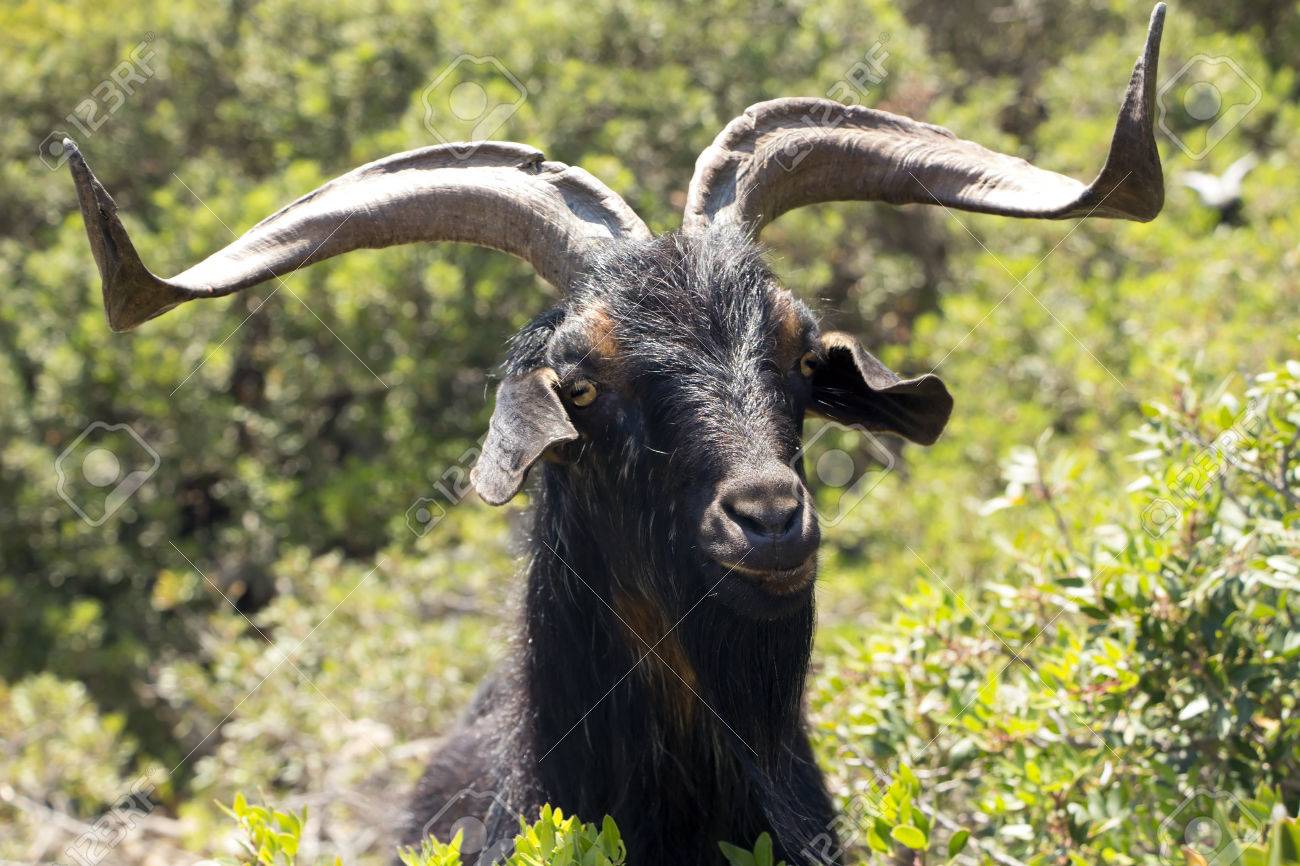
[2,0,1298,863]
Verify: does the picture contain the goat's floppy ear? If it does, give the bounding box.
[809,332,953,445]
[472,368,579,505]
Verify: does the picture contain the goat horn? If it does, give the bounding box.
[64,139,651,331]
[684,3,1166,237]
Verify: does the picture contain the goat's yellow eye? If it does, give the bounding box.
[799,351,819,378]
[568,378,598,407]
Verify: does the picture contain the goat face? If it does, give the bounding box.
[472,228,952,619]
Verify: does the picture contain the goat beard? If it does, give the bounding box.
[675,599,815,754]
[599,496,825,854]
[533,460,828,858]
[599,540,826,861]
[549,456,818,759]
[676,598,822,847]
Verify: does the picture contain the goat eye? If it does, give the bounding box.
[568,378,598,407]
[799,351,820,378]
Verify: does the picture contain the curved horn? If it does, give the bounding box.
[684,3,1166,237]
[64,140,652,331]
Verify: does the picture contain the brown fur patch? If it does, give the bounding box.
[613,592,699,728]
[772,290,805,369]
[580,303,620,361]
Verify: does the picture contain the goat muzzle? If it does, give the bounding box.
[701,465,820,590]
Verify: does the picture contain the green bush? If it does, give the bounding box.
[809,362,1300,864]
[403,806,625,866]
[215,792,1300,866]
[215,796,627,866]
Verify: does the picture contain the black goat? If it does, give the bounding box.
[64,7,1166,864]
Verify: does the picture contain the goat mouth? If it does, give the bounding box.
[716,558,816,595]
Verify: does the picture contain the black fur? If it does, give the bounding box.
[403,228,842,865]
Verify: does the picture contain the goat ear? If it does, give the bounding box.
[472,368,579,505]
[808,332,953,446]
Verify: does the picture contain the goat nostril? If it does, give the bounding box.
[722,493,801,540]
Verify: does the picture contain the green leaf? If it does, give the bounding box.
[1268,818,1300,866]
[718,840,755,866]
[277,831,299,856]
[891,825,928,850]
[948,829,971,859]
